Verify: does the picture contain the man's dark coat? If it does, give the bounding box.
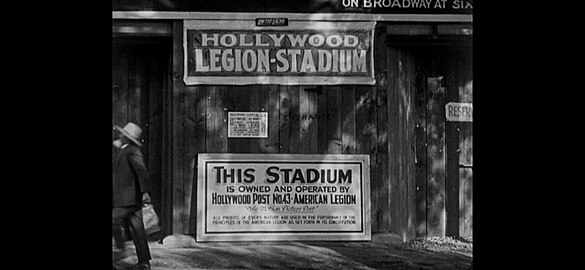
[113,144,151,207]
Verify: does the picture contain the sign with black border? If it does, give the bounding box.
[196,153,371,241]
[256,18,288,26]
[183,20,376,85]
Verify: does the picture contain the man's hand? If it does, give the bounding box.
[142,192,151,204]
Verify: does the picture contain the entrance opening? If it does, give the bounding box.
[112,35,172,239]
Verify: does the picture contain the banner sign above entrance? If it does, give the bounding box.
[196,153,371,241]
[183,20,376,85]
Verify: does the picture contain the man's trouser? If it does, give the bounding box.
[112,205,152,263]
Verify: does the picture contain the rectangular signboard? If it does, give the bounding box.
[196,153,371,241]
[184,20,376,85]
[445,102,472,122]
[228,112,268,138]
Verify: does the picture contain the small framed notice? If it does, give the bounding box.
[445,102,473,122]
[228,112,268,138]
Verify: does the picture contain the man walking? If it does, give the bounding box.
[112,122,152,270]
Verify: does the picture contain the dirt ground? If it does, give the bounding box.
[113,236,472,270]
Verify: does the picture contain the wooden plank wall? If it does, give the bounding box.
[170,22,392,235]
[458,48,473,239]
[112,38,168,236]
[387,45,472,240]
[387,46,417,241]
[167,21,472,239]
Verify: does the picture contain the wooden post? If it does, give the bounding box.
[406,48,417,241]
[183,82,207,234]
[413,50,428,238]
[387,46,399,236]
[171,20,185,234]
[445,49,460,237]
[161,46,173,237]
[375,24,390,234]
[425,50,446,237]
[147,49,165,235]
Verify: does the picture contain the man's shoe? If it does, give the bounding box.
[131,261,150,270]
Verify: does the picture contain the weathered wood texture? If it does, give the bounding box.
[149,23,473,238]
[387,46,417,241]
[374,25,390,234]
[112,38,170,237]
[445,49,460,237]
[425,52,446,238]
[387,45,472,239]
[172,21,186,234]
[445,47,473,237]
[459,167,472,238]
[458,48,472,238]
[168,26,392,235]
[179,83,391,234]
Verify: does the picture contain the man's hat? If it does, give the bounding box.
[114,122,143,147]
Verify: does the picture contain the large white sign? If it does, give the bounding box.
[196,153,371,242]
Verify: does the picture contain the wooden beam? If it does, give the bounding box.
[425,50,446,237]
[112,21,173,36]
[113,11,473,23]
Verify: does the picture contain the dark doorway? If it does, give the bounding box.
[112,36,172,239]
[386,30,472,239]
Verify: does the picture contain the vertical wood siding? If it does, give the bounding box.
[113,38,169,237]
[386,45,472,240]
[163,22,472,239]
[171,22,393,234]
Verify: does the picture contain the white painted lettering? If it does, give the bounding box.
[326,35,343,47]
[257,49,270,72]
[317,49,332,72]
[276,49,289,72]
[219,34,237,47]
[201,33,218,46]
[222,49,234,71]
[240,34,253,46]
[209,49,221,72]
[352,50,367,72]
[287,49,302,72]
[287,34,308,47]
[308,34,325,47]
[300,49,316,72]
[255,34,270,47]
[268,34,285,47]
[339,50,351,72]
[344,35,359,47]
[234,49,242,72]
[242,50,257,72]
[195,49,209,71]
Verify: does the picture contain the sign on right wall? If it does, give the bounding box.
[445,102,472,122]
